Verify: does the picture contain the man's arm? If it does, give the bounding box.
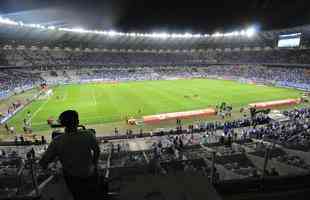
[90,136,100,166]
[39,140,58,169]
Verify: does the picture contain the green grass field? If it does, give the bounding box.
[6,79,301,132]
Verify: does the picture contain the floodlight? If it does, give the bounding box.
[212,32,223,37]
[233,31,240,36]
[70,27,87,33]
[0,16,260,39]
[156,32,169,39]
[107,30,117,36]
[193,34,202,38]
[0,17,18,25]
[38,25,46,29]
[48,26,56,30]
[171,34,178,38]
[184,33,192,38]
[245,27,256,37]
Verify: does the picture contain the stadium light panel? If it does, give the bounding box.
[154,32,170,39]
[171,34,179,38]
[93,30,100,34]
[27,24,36,28]
[184,33,192,38]
[68,27,88,33]
[0,17,18,25]
[246,27,256,37]
[107,30,118,36]
[212,32,223,37]
[223,32,232,37]
[0,16,260,39]
[193,34,202,38]
[233,31,240,36]
[47,26,56,30]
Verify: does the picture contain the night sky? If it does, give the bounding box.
[0,0,309,33]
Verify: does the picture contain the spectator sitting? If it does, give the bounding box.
[270,167,279,176]
[39,110,100,200]
[41,136,47,144]
[251,169,260,178]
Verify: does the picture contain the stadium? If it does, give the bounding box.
[0,1,310,200]
[0,22,309,134]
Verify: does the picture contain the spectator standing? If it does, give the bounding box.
[39,110,101,200]
[4,123,9,133]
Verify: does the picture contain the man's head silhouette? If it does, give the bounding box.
[40,109,100,199]
[58,110,79,130]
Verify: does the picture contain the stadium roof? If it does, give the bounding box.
[0,16,310,50]
[0,16,257,38]
[0,0,309,33]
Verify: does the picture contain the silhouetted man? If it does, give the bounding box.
[39,110,100,200]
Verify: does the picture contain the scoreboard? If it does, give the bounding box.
[277,33,301,48]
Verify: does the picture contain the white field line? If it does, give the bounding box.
[91,87,97,105]
[27,97,50,123]
[62,88,68,101]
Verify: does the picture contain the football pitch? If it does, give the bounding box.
[7,79,301,132]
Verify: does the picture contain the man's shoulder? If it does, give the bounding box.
[75,130,96,139]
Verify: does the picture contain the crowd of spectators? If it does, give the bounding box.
[1,47,310,99]
[0,69,43,99]
[35,65,309,90]
[205,65,310,90]
[0,49,209,67]
[244,108,310,150]
[1,106,310,198]
[1,48,310,68]
[0,65,294,102]
[197,114,270,133]
[216,49,310,64]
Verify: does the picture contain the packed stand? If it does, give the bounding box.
[1,48,310,68]
[0,69,43,99]
[244,107,310,151]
